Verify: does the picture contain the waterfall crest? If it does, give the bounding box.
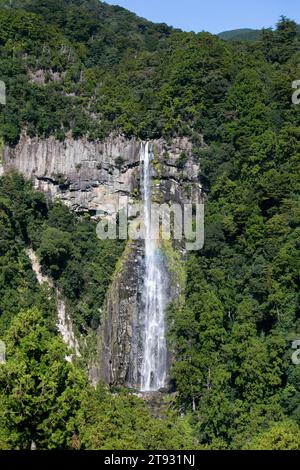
[140,142,168,392]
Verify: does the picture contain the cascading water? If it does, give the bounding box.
[140,142,168,392]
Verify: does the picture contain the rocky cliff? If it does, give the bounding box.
[2,133,202,214]
[1,133,203,389]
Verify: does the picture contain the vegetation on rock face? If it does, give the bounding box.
[0,172,124,333]
[0,172,57,336]
[0,0,175,143]
[0,0,300,450]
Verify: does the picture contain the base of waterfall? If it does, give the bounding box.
[131,386,177,418]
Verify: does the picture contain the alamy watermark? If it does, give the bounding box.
[96,197,204,251]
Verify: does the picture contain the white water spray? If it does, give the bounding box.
[140,142,168,392]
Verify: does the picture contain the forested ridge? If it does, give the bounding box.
[0,0,300,450]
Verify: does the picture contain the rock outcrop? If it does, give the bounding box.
[89,241,145,388]
[26,248,80,362]
[2,133,202,214]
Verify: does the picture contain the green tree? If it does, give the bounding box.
[244,420,300,450]
[0,308,87,449]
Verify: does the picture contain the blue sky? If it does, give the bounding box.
[105,0,299,34]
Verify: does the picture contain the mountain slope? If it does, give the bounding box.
[218,23,300,42]
[0,1,298,145]
[0,0,173,49]
[218,28,261,41]
[0,0,300,451]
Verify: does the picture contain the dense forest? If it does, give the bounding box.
[0,0,300,450]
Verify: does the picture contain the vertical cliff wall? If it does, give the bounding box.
[1,133,203,388]
[2,133,202,214]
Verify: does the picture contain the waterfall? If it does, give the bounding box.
[140,142,168,392]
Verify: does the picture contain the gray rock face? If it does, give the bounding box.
[2,133,202,214]
[26,248,81,362]
[2,133,204,389]
[90,238,180,390]
[89,241,145,388]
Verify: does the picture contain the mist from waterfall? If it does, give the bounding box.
[140,142,168,392]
